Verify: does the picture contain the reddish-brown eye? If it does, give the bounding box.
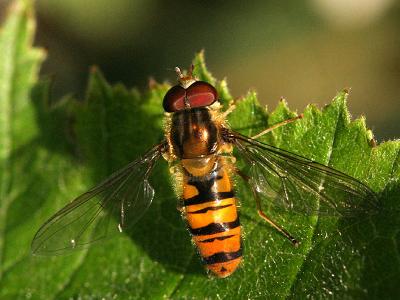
[186,81,217,108]
[162,85,186,112]
[162,81,218,112]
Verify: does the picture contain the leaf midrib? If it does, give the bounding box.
[284,99,342,299]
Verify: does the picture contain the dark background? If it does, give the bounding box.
[1,0,399,140]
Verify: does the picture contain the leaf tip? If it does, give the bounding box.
[277,97,291,113]
[342,87,351,95]
[192,50,216,84]
[217,78,233,105]
[90,65,100,74]
[148,77,159,89]
[241,89,258,103]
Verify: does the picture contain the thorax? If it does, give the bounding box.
[168,107,219,160]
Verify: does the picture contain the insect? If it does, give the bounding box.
[31,66,378,278]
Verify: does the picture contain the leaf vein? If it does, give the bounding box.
[51,250,90,300]
[285,99,342,298]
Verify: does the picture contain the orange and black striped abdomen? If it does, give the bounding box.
[182,160,242,278]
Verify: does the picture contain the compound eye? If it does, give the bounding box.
[186,81,218,108]
[162,85,186,112]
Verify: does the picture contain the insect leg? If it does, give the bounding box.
[218,101,236,120]
[251,114,303,139]
[236,169,300,247]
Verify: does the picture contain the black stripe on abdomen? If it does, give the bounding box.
[199,234,236,243]
[187,204,233,214]
[203,248,243,265]
[184,191,234,206]
[189,218,240,236]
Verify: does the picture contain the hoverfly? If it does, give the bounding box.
[32,66,378,278]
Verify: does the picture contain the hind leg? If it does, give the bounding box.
[236,169,299,247]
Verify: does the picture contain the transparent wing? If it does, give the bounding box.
[228,131,379,216]
[31,142,167,256]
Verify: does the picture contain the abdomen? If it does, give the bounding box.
[182,157,242,278]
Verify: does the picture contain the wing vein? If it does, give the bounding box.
[31,142,167,255]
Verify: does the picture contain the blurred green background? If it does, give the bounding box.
[1,0,399,140]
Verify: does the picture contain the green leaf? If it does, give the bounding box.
[0,1,399,299]
[0,0,45,278]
